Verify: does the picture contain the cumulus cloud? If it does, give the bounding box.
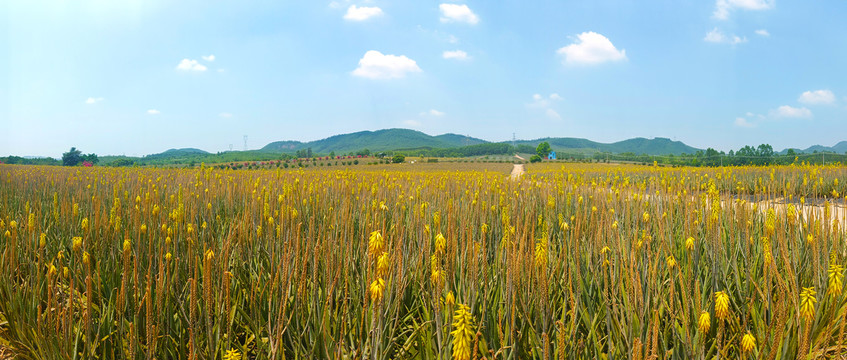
[85,97,104,104]
[344,5,383,21]
[755,29,770,37]
[528,94,563,121]
[772,105,813,119]
[704,28,747,44]
[713,0,774,20]
[202,55,215,62]
[734,117,755,128]
[798,90,836,105]
[403,119,422,127]
[147,109,160,115]
[219,112,233,118]
[176,59,207,72]
[439,4,479,25]
[442,50,470,60]
[429,109,445,116]
[352,50,422,79]
[556,32,627,65]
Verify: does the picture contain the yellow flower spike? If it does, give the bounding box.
[47,263,57,277]
[698,311,710,334]
[806,233,814,245]
[435,233,446,254]
[450,304,475,360]
[377,252,390,275]
[685,237,695,251]
[741,332,756,353]
[81,218,88,232]
[123,238,132,253]
[369,278,385,302]
[829,264,844,297]
[82,251,90,266]
[27,213,35,232]
[714,291,730,321]
[368,230,384,258]
[643,211,650,223]
[140,224,147,234]
[205,249,215,262]
[256,225,262,237]
[63,267,69,279]
[800,287,817,321]
[165,252,172,262]
[39,233,47,249]
[445,291,455,306]
[223,348,242,360]
[72,236,83,253]
[666,255,676,269]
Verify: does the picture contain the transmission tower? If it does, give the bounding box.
[243,135,248,151]
[229,144,233,152]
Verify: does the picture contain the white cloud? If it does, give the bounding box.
[798,89,836,105]
[713,0,774,20]
[147,109,160,115]
[549,93,563,101]
[545,109,562,120]
[202,55,215,62]
[344,5,383,21]
[442,50,470,60]
[352,50,422,79]
[429,109,445,116]
[439,4,479,25]
[85,97,104,104]
[219,112,233,118]
[447,35,459,44]
[755,29,770,37]
[772,105,813,119]
[529,93,562,108]
[704,28,747,44]
[176,59,207,72]
[734,117,755,128]
[403,119,422,127]
[556,32,627,65]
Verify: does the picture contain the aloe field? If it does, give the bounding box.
[1,162,847,359]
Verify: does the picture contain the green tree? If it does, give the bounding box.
[82,153,99,164]
[62,147,82,166]
[536,142,551,159]
[392,154,405,163]
[529,155,542,163]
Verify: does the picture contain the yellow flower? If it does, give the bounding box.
[450,304,475,360]
[72,236,83,253]
[81,218,88,232]
[445,291,455,306]
[435,233,446,254]
[377,252,390,275]
[39,233,47,248]
[27,213,35,232]
[698,311,710,334]
[643,211,650,223]
[741,332,756,353]
[205,249,215,261]
[535,237,548,269]
[829,264,844,297]
[47,263,57,277]
[806,233,815,245]
[123,238,132,252]
[368,230,384,257]
[82,251,90,266]
[223,348,242,360]
[140,224,147,234]
[165,252,172,262]
[685,237,695,251]
[800,287,816,322]
[369,278,385,302]
[715,291,730,321]
[666,255,676,269]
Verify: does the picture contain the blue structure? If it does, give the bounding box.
[548,151,557,160]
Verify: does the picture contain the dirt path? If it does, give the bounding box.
[510,164,525,180]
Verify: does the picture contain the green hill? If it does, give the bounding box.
[512,137,701,155]
[262,129,486,154]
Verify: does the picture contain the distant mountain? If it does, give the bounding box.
[779,141,847,155]
[143,148,210,159]
[512,137,701,155]
[262,129,486,154]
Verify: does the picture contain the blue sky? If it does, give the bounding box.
[3,0,846,157]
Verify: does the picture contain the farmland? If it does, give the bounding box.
[1,162,846,359]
